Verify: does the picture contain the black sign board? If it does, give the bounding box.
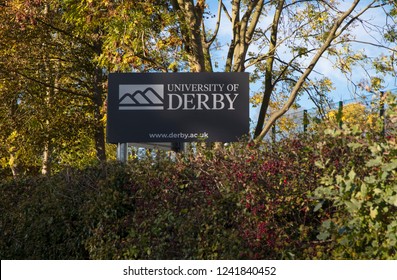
[106,72,249,143]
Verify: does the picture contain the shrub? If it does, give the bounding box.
[312,93,397,259]
[1,138,323,259]
[313,125,397,259]
[0,162,134,259]
[2,110,396,259]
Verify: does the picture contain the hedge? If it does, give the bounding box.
[1,128,396,259]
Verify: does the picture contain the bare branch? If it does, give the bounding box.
[221,2,232,22]
[205,0,223,46]
[348,40,397,53]
[245,18,314,70]
[272,48,318,86]
[335,0,377,38]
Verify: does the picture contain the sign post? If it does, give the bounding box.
[117,143,128,163]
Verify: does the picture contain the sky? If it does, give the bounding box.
[204,0,397,113]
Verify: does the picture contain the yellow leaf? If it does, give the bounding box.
[370,207,378,219]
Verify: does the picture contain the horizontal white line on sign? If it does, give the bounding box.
[119,106,164,110]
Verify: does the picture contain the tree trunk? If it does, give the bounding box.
[253,0,284,138]
[41,50,55,175]
[175,0,206,72]
[41,137,51,175]
[226,0,264,72]
[9,151,21,177]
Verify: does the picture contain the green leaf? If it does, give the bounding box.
[366,157,382,167]
[360,183,368,197]
[382,159,397,172]
[315,160,325,169]
[323,219,332,229]
[364,176,377,184]
[381,171,389,181]
[387,195,397,207]
[324,128,335,135]
[317,231,330,241]
[348,168,356,180]
[314,201,324,212]
[345,199,361,212]
[374,188,383,195]
[351,125,362,135]
[347,142,363,150]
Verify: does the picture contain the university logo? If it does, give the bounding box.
[119,85,164,110]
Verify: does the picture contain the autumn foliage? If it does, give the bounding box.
[2,119,396,259]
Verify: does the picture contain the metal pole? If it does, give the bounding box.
[183,142,188,154]
[337,101,343,128]
[303,109,308,132]
[380,91,385,137]
[117,143,128,163]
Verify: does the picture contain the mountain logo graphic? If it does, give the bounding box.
[118,85,164,110]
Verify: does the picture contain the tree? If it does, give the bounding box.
[1,0,185,175]
[0,0,108,175]
[243,0,395,141]
[0,0,60,175]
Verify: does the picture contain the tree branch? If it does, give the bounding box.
[221,2,232,22]
[348,40,397,53]
[10,69,93,100]
[246,0,265,44]
[205,0,223,46]
[255,0,361,142]
[253,0,285,137]
[175,0,206,71]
